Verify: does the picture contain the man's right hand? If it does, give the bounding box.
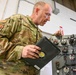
[21,45,41,59]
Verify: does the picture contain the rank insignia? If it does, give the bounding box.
[0,24,4,29]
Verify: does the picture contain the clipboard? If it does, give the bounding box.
[24,36,60,70]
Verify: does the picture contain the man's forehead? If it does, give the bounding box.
[44,4,52,11]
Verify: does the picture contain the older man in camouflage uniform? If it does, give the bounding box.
[0,1,63,75]
[0,1,53,75]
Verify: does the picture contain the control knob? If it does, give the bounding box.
[61,39,67,45]
[62,47,68,53]
[53,39,59,45]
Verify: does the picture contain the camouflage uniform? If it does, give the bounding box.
[0,14,42,75]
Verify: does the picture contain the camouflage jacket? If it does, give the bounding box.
[0,14,42,75]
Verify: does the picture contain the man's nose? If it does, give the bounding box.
[46,16,50,21]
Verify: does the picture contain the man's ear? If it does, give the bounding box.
[35,7,40,14]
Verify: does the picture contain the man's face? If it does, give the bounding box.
[37,4,52,26]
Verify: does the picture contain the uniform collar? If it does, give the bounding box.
[26,15,38,29]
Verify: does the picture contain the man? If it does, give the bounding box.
[0,1,62,75]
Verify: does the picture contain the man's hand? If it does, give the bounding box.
[21,45,41,59]
[54,30,64,36]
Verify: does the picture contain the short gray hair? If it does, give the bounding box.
[33,1,46,11]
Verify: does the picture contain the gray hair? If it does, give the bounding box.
[33,1,46,12]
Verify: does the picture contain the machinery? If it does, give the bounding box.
[49,34,76,75]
